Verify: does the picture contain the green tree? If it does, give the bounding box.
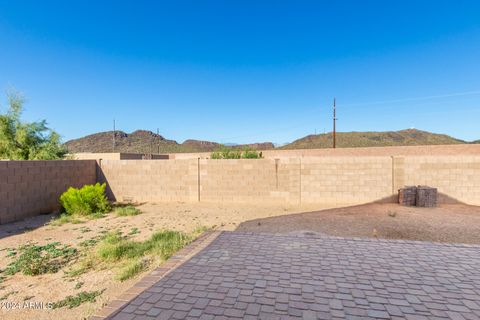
[0,90,66,160]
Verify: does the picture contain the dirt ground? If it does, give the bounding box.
[237,203,480,244]
[0,201,330,320]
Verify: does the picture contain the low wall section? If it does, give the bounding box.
[0,160,96,224]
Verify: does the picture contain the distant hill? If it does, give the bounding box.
[65,130,274,154]
[281,129,467,149]
[65,128,473,154]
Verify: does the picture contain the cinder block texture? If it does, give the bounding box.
[3,155,480,224]
[403,156,480,205]
[200,158,301,204]
[97,159,199,202]
[0,160,96,224]
[99,156,480,206]
[300,157,393,205]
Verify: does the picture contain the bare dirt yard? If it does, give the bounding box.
[237,203,480,244]
[0,201,330,320]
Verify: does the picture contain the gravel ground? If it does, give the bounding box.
[236,203,480,244]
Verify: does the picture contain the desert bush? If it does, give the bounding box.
[59,183,110,216]
[211,147,262,159]
[242,148,262,159]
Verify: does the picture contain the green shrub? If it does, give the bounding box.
[211,151,222,159]
[59,183,110,216]
[242,148,262,159]
[210,147,262,159]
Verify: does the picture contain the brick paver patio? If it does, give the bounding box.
[104,232,480,319]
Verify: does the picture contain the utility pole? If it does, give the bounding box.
[333,98,337,149]
[113,119,116,152]
[157,128,160,154]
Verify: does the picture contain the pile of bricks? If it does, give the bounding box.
[416,186,438,207]
[398,186,417,206]
[398,185,437,207]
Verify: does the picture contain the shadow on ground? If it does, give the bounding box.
[235,203,480,244]
[0,213,55,240]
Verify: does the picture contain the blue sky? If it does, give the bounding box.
[1,1,480,144]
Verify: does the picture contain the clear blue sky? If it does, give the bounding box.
[1,1,480,144]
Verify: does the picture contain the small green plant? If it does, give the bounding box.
[79,238,99,248]
[74,281,84,290]
[80,227,92,233]
[51,290,105,309]
[59,183,110,216]
[117,258,150,281]
[128,227,140,236]
[4,242,77,276]
[95,230,191,280]
[115,205,141,217]
[50,214,85,226]
[0,291,18,301]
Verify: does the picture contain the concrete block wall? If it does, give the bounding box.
[2,155,480,224]
[300,157,393,205]
[401,156,480,205]
[199,158,301,204]
[0,160,96,224]
[98,157,397,205]
[97,159,198,202]
[97,156,480,206]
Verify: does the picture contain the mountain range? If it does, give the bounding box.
[64,129,478,154]
[64,130,274,154]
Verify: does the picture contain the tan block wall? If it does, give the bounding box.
[199,159,301,204]
[97,159,198,202]
[0,160,96,224]
[3,155,480,224]
[401,156,480,205]
[98,157,396,205]
[300,157,393,205]
[98,156,480,206]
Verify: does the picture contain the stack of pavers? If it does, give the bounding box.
[398,185,437,207]
[398,186,417,206]
[416,185,438,207]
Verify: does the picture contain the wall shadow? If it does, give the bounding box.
[0,213,56,240]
